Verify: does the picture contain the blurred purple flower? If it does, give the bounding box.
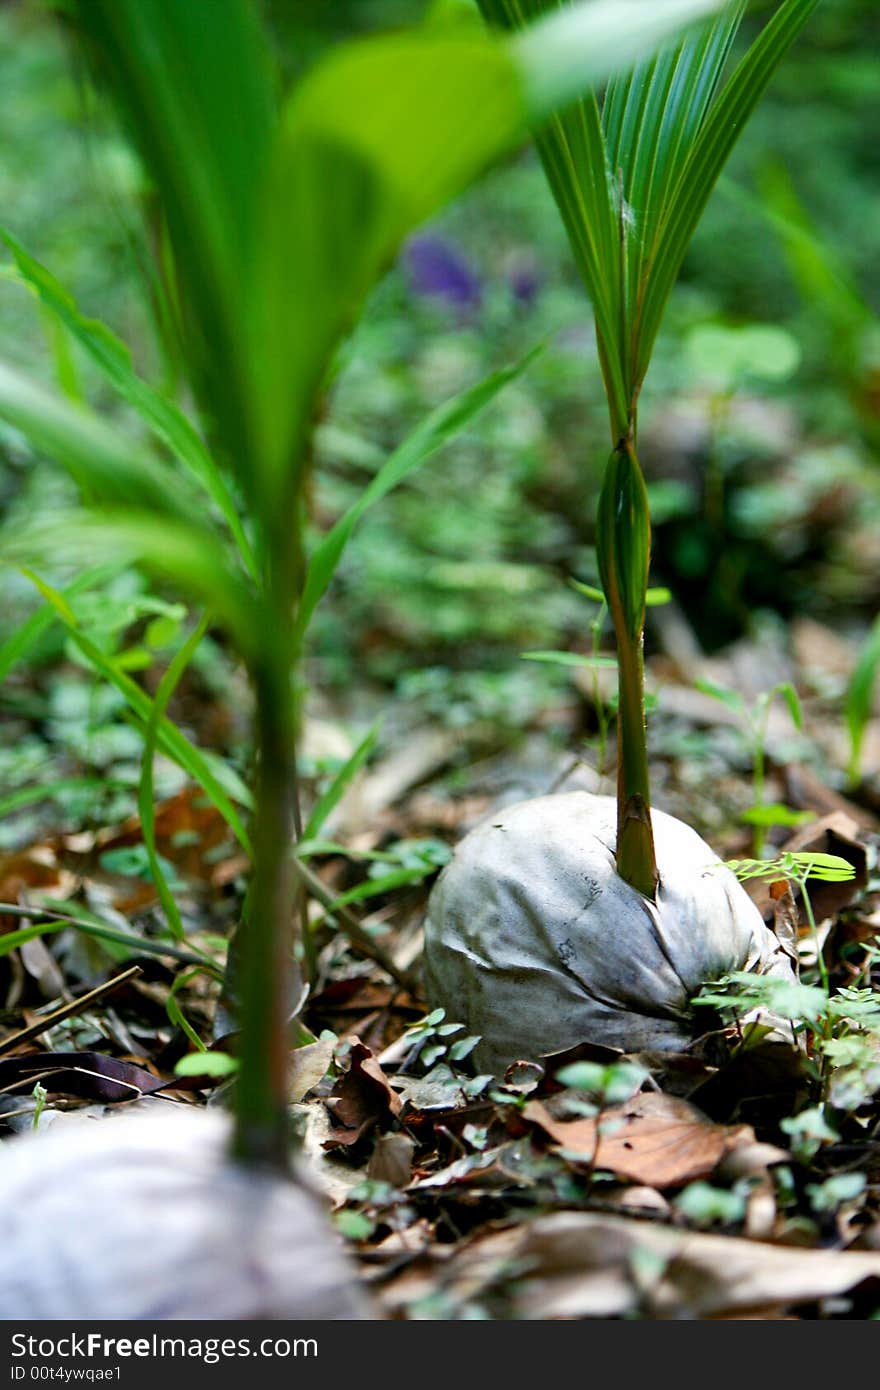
[403,233,482,313]
[508,257,543,307]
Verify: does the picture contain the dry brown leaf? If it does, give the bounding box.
[509,1212,880,1319]
[288,1035,335,1104]
[323,1038,401,1148]
[524,1093,753,1187]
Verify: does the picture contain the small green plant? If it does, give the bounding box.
[727,849,856,992]
[1,0,720,1172]
[696,676,806,854]
[479,0,819,898]
[30,1081,48,1131]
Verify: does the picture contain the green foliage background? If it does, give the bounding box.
[1,0,878,812]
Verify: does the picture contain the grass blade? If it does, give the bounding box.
[22,572,253,854]
[294,348,541,644]
[139,615,211,942]
[303,722,380,842]
[846,616,880,785]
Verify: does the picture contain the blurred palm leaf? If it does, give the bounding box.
[1,231,256,580]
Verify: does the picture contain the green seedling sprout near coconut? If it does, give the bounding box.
[0,0,722,1319]
[425,0,819,1073]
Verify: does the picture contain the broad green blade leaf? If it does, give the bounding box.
[634,0,820,388]
[303,722,380,841]
[294,348,541,644]
[251,30,522,494]
[18,573,253,855]
[139,615,211,942]
[1,230,257,580]
[71,0,276,491]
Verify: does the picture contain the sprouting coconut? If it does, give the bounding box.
[0,1108,368,1320]
[425,1,815,1070]
[424,792,794,1073]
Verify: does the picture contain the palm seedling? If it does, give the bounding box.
[0,0,721,1318]
[425,0,819,1073]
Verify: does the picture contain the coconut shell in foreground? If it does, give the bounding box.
[0,1107,369,1320]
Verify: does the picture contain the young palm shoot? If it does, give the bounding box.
[426,0,818,1072]
[0,0,719,1318]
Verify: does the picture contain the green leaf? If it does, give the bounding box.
[0,901,215,969]
[847,615,880,784]
[294,349,540,644]
[645,587,672,607]
[772,680,803,732]
[739,803,813,829]
[139,615,211,942]
[0,230,256,580]
[635,0,820,388]
[71,0,276,494]
[0,564,117,685]
[694,676,745,714]
[521,650,617,669]
[785,852,857,884]
[0,777,129,821]
[1,512,257,666]
[569,579,606,604]
[596,443,651,644]
[327,866,432,912]
[302,723,380,842]
[19,572,252,855]
[0,360,203,524]
[175,1051,239,1078]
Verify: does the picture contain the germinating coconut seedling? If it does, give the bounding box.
[426,0,819,1071]
[0,0,722,1320]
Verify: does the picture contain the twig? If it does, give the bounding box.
[0,965,143,1056]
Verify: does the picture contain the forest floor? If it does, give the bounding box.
[3,608,880,1321]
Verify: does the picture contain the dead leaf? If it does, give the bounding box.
[524,1093,754,1187]
[289,1036,335,1104]
[368,1133,414,1188]
[0,1051,169,1104]
[323,1039,401,1148]
[508,1212,880,1319]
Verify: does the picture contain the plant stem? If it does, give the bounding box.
[615,621,656,898]
[232,638,303,1172]
[596,437,657,899]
